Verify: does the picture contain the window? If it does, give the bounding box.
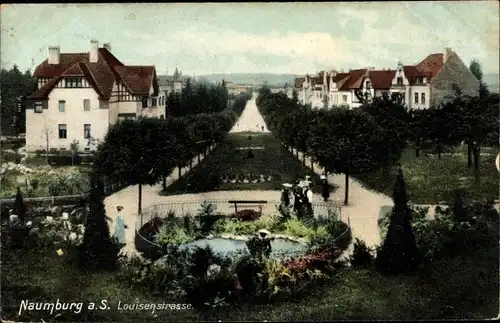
[58,124,67,139]
[83,99,90,111]
[421,93,426,104]
[65,77,82,88]
[414,92,419,104]
[58,100,66,112]
[84,124,91,139]
[397,77,403,85]
[34,101,43,113]
[365,81,371,89]
[152,98,157,107]
[342,95,347,102]
[451,83,458,91]
[142,96,148,108]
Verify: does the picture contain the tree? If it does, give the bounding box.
[13,187,26,224]
[0,66,36,136]
[307,109,387,205]
[93,118,163,215]
[70,140,79,166]
[41,122,53,164]
[375,167,421,274]
[79,173,120,270]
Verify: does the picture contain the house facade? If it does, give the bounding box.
[157,68,187,97]
[27,40,162,153]
[293,48,478,110]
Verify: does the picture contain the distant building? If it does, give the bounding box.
[157,67,188,96]
[27,40,162,153]
[294,47,479,110]
[226,82,253,96]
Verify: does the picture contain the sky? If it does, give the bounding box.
[1,2,499,76]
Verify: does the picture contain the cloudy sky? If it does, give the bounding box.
[1,2,498,76]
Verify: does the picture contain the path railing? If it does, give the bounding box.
[134,199,348,260]
[136,199,343,228]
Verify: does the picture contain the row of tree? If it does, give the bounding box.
[0,66,37,136]
[256,65,498,205]
[165,79,231,117]
[258,88,409,205]
[93,93,250,214]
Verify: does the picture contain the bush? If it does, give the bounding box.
[233,209,262,221]
[349,238,375,267]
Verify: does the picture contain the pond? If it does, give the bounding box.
[179,237,309,258]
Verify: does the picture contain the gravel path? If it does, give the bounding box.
[229,98,270,133]
[104,98,391,257]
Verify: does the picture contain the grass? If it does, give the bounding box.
[3,234,497,321]
[162,132,325,195]
[355,146,498,204]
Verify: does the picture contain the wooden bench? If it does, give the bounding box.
[228,200,267,214]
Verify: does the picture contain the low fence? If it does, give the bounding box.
[134,199,344,258]
[136,199,343,228]
[0,181,129,207]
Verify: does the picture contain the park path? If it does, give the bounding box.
[104,97,390,258]
[229,97,270,133]
[105,97,272,256]
[291,148,394,249]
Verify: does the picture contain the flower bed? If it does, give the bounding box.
[0,163,89,198]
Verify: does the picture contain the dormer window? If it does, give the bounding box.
[397,77,403,85]
[365,81,371,89]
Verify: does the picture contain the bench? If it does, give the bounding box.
[228,200,267,214]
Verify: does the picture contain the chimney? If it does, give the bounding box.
[48,46,60,65]
[89,39,99,63]
[444,47,452,63]
[103,42,111,52]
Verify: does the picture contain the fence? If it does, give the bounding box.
[136,199,343,228]
[0,181,128,207]
[134,199,349,260]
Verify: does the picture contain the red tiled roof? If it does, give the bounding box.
[115,66,156,95]
[416,53,443,77]
[294,77,305,88]
[403,65,432,85]
[30,77,62,100]
[29,48,155,100]
[368,69,396,89]
[313,76,324,85]
[339,69,367,91]
[61,63,84,76]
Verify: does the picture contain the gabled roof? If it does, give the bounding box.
[30,47,156,100]
[294,77,305,88]
[416,53,444,77]
[339,69,367,91]
[403,65,432,85]
[368,70,396,89]
[115,66,156,95]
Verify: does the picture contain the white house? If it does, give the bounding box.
[27,40,162,153]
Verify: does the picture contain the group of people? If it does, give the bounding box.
[280,174,330,219]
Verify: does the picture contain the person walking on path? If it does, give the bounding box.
[114,205,127,246]
[321,175,330,202]
[303,183,314,217]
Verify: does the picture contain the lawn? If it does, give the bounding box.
[162,132,325,195]
[3,231,497,322]
[355,146,498,204]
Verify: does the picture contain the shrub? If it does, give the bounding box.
[156,225,193,246]
[349,238,375,267]
[376,168,421,274]
[234,209,262,221]
[13,187,27,223]
[78,173,122,271]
